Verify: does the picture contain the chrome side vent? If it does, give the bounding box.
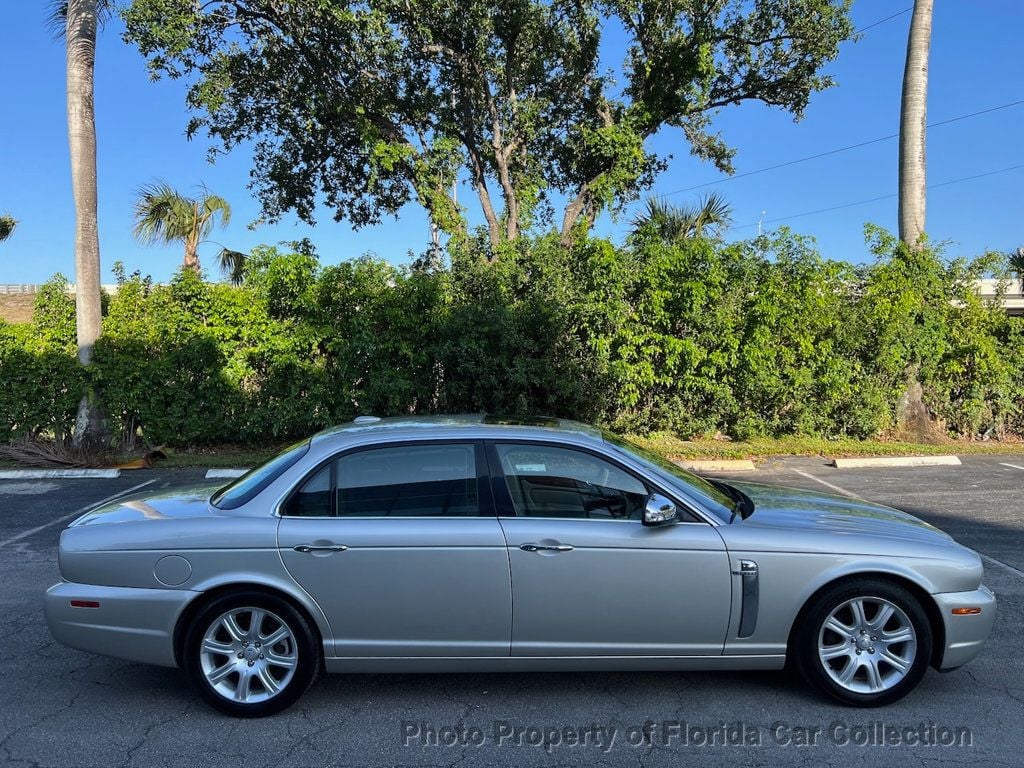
[732,560,759,638]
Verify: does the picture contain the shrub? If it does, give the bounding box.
[2,228,1020,447]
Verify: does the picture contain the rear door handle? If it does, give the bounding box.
[293,544,348,553]
[519,543,574,552]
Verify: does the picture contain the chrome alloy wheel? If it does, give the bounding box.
[199,607,298,703]
[817,596,917,694]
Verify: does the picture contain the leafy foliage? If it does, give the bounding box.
[122,0,853,250]
[1,228,1020,447]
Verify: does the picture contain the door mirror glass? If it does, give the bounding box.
[643,493,678,526]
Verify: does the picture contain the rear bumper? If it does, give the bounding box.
[44,581,196,668]
[934,584,996,670]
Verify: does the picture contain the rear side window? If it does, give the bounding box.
[283,443,482,517]
[211,440,310,510]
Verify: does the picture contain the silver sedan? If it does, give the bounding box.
[45,415,995,716]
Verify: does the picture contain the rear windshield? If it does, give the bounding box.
[210,440,311,510]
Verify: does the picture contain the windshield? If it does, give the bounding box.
[210,440,311,510]
[602,432,736,520]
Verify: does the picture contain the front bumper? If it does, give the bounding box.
[44,581,197,668]
[934,584,996,670]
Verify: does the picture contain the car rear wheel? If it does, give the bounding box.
[184,591,320,717]
[794,578,932,706]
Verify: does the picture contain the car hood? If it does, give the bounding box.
[70,483,224,526]
[726,480,951,543]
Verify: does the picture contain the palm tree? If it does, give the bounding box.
[0,215,16,242]
[132,182,232,273]
[52,0,112,448]
[898,0,934,247]
[1010,247,1024,297]
[630,193,733,242]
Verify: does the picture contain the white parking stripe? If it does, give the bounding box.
[999,462,1024,471]
[205,468,249,479]
[792,469,864,500]
[0,479,158,548]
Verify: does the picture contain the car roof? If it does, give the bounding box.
[310,414,604,447]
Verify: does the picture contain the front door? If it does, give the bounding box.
[277,441,512,657]
[489,441,731,657]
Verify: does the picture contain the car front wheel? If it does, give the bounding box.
[184,591,320,717]
[794,578,932,706]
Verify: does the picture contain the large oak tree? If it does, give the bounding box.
[124,0,853,255]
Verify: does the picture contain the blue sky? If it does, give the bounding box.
[0,1,1021,284]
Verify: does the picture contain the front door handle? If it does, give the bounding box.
[293,544,348,553]
[519,543,574,552]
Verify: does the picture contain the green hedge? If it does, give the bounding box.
[2,229,1022,447]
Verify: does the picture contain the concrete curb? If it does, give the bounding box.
[672,459,757,472]
[205,469,249,479]
[0,468,121,479]
[830,455,961,469]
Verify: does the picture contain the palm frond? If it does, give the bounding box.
[1009,247,1024,276]
[630,194,732,243]
[217,248,248,285]
[197,193,232,240]
[0,214,16,243]
[46,0,114,39]
[132,181,193,245]
[692,192,733,236]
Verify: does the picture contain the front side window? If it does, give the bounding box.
[495,443,648,520]
[284,443,481,517]
[601,431,734,519]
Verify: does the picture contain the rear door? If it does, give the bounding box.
[489,441,731,657]
[277,440,512,658]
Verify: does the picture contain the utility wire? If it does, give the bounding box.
[661,99,1024,197]
[728,163,1024,231]
[855,8,911,34]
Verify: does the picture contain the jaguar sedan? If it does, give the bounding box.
[45,415,994,716]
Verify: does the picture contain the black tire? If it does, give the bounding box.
[183,591,321,717]
[792,578,932,707]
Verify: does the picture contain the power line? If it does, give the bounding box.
[855,8,911,34]
[661,99,1024,197]
[728,163,1024,230]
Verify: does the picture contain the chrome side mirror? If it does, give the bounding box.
[643,493,678,526]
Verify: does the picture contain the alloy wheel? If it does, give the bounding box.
[817,596,917,694]
[199,607,299,703]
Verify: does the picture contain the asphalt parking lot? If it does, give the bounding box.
[1,457,1022,767]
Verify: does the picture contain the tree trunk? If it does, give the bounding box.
[898,0,933,248]
[494,150,519,242]
[66,0,106,447]
[184,239,201,272]
[560,187,590,245]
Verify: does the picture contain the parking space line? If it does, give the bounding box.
[999,462,1024,471]
[791,469,864,500]
[0,479,158,549]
